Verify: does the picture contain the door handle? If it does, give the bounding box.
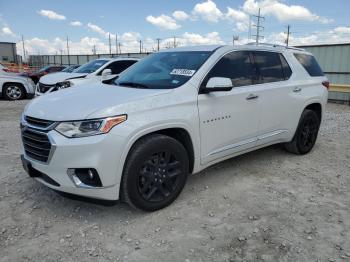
[293,87,302,93]
[246,93,259,100]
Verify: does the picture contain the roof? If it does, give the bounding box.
[159,44,306,53]
[159,45,223,52]
[0,42,16,45]
[95,57,140,61]
[296,43,350,48]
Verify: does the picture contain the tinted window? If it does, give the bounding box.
[115,51,211,89]
[205,51,254,87]
[279,54,292,79]
[74,59,109,74]
[106,60,137,74]
[294,53,324,77]
[253,51,284,83]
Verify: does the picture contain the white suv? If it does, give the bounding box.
[20,44,328,211]
[35,58,139,96]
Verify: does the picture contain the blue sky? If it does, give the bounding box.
[1,0,350,55]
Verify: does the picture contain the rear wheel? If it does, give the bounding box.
[284,109,320,155]
[3,83,26,100]
[121,134,189,211]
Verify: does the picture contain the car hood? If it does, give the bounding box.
[0,72,29,81]
[24,83,172,121]
[39,72,88,85]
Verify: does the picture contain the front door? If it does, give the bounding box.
[198,51,262,165]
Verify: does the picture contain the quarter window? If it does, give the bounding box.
[279,54,292,80]
[205,51,254,87]
[253,51,285,83]
[294,53,324,77]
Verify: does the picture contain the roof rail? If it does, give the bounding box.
[245,42,305,51]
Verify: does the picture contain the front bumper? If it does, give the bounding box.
[21,129,126,200]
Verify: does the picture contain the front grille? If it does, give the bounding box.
[38,83,57,93]
[25,116,54,129]
[21,128,52,163]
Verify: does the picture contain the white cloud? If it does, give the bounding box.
[1,26,16,37]
[38,9,66,20]
[87,22,116,40]
[120,31,141,42]
[192,0,223,22]
[225,7,250,32]
[70,21,82,27]
[146,15,181,30]
[172,10,189,21]
[181,31,224,45]
[334,27,350,34]
[242,0,331,23]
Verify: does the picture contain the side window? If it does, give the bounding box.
[253,51,285,84]
[279,54,292,80]
[294,53,324,77]
[107,60,137,74]
[205,51,254,87]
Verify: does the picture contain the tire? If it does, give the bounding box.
[121,134,189,211]
[284,109,320,155]
[2,83,26,100]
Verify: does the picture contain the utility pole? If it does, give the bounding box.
[248,15,252,40]
[156,38,161,51]
[285,25,291,46]
[92,45,96,55]
[21,35,26,63]
[232,35,239,45]
[115,34,118,54]
[66,36,70,65]
[173,36,176,48]
[108,33,111,55]
[139,40,142,53]
[252,8,265,44]
[118,43,121,54]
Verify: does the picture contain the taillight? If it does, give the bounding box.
[2,68,9,72]
[322,81,330,89]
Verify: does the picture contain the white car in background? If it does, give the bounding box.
[35,58,139,96]
[0,69,35,100]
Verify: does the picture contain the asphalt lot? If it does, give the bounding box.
[0,100,349,262]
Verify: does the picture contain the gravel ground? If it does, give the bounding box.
[0,100,349,262]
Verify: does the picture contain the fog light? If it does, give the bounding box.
[67,168,102,188]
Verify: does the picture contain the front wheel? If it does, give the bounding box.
[284,109,320,155]
[121,134,189,211]
[3,83,26,100]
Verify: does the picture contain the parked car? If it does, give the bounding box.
[0,63,10,74]
[35,58,139,96]
[61,65,80,73]
[20,44,328,211]
[21,65,66,84]
[1,72,35,100]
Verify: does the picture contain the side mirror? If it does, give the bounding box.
[101,69,112,81]
[204,77,233,93]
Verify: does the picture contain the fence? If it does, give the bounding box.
[28,52,151,69]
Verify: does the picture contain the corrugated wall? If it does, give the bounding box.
[300,44,350,102]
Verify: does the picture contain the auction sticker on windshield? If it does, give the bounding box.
[170,69,196,77]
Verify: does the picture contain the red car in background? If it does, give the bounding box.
[21,65,66,84]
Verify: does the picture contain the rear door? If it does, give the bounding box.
[198,51,262,164]
[251,51,300,145]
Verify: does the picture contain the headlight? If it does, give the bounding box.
[55,115,127,138]
[57,81,73,89]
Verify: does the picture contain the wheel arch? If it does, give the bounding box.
[2,82,28,98]
[124,127,195,174]
[304,102,322,122]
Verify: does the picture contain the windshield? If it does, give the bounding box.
[73,59,108,74]
[114,51,212,89]
[62,65,79,73]
[38,66,50,73]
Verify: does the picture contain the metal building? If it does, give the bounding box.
[0,42,18,63]
[298,43,350,102]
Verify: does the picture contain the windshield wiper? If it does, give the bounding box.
[117,81,150,89]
